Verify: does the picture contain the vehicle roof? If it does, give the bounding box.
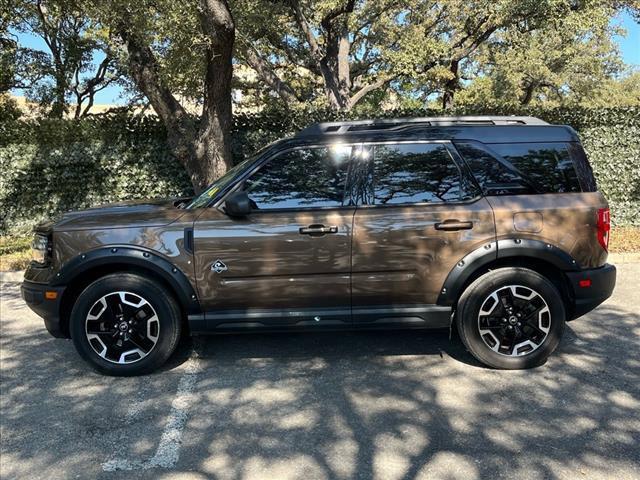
[286,116,579,145]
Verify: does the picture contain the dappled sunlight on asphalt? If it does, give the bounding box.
[1,263,639,479]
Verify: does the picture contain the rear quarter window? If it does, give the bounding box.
[489,143,581,194]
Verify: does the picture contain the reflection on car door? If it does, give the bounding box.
[193,144,359,329]
[351,142,496,327]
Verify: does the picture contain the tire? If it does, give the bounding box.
[70,273,182,376]
[456,267,565,369]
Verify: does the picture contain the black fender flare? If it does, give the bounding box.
[437,238,580,306]
[50,245,201,314]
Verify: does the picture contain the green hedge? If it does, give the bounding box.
[1,106,638,235]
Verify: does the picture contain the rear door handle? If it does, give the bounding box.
[299,224,338,236]
[434,220,474,231]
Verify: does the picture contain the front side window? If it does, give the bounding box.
[489,143,581,193]
[243,146,352,210]
[372,143,467,205]
[187,157,256,208]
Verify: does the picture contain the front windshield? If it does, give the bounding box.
[186,141,282,208]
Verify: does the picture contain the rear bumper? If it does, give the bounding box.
[565,263,616,320]
[21,280,67,338]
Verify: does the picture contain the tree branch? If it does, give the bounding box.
[349,76,390,106]
[237,35,300,103]
[118,28,190,130]
[320,0,356,32]
[289,0,322,61]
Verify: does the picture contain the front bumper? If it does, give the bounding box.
[21,280,67,338]
[565,263,616,320]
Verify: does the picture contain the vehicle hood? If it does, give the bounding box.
[42,197,190,232]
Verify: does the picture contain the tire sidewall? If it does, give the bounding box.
[457,268,565,369]
[70,274,181,376]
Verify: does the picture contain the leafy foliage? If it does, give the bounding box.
[454,4,627,108]
[6,0,122,118]
[0,106,638,235]
[0,113,192,234]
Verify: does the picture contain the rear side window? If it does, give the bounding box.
[372,143,470,205]
[454,143,535,196]
[489,143,581,193]
[243,146,351,210]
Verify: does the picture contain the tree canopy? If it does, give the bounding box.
[2,0,639,187]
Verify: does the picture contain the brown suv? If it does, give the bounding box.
[21,116,616,375]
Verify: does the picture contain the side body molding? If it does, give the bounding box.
[50,245,201,314]
[437,238,580,306]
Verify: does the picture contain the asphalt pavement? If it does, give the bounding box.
[1,264,639,480]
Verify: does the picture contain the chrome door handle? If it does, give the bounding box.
[434,220,474,231]
[299,224,338,236]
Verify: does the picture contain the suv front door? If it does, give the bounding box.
[351,141,496,326]
[193,144,358,329]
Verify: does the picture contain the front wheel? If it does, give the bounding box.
[456,267,565,369]
[70,273,182,376]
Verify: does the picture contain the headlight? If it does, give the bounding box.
[31,234,50,265]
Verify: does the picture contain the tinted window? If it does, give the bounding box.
[244,146,351,210]
[489,143,580,193]
[373,143,466,205]
[455,143,535,196]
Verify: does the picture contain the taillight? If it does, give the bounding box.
[596,207,610,252]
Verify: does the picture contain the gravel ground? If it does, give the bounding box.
[1,264,639,480]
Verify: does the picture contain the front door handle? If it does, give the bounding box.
[299,224,338,236]
[434,220,474,231]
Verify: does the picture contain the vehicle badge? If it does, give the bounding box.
[212,259,228,273]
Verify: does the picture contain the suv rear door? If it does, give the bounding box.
[193,144,358,328]
[350,141,496,326]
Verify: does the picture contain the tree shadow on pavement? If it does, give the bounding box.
[1,285,639,479]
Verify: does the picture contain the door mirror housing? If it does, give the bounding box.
[224,191,252,217]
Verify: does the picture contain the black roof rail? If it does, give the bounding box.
[296,116,549,137]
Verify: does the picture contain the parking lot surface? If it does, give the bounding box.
[1,264,639,480]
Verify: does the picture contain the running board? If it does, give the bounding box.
[188,305,451,333]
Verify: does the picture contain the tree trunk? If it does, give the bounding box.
[49,70,67,118]
[196,30,234,189]
[118,0,236,193]
[197,0,235,188]
[320,64,350,110]
[121,29,204,190]
[442,60,459,110]
[289,0,356,111]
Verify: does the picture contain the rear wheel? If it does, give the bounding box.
[70,273,182,376]
[456,267,565,369]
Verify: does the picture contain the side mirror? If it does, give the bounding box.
[224,191,251,217]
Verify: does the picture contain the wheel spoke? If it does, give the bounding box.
[524,318,547,337]
[481,323,503,330]
[86,319,110,335]
[133,329,156,352]
[105,294,123,320]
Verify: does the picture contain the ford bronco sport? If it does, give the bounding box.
[22,116,616,375]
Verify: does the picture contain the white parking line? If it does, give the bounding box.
[102,341,202,472]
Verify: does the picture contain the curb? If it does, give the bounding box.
[608,252,640,264]
[0,270,24,283]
